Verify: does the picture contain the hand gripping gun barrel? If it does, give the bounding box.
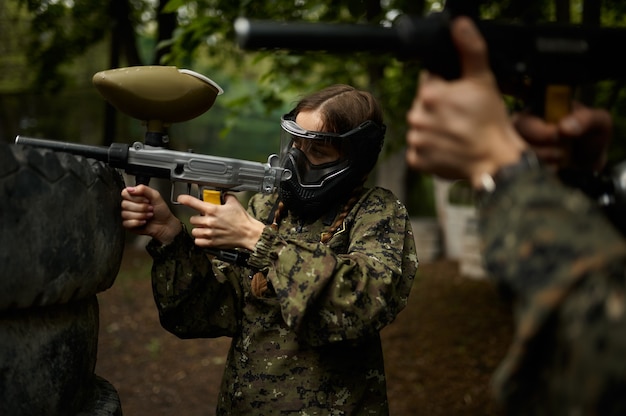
[15,66,291,265]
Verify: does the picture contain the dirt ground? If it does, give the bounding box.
[95,247,514,416]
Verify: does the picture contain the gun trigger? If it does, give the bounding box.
[203,189,223,205]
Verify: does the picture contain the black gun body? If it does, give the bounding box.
[235,18,400,52]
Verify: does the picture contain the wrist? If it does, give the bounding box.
[473,150,540,194]
[242,219,266,251]
[248,225,278,270]
[154,218,183,246]
[470,127,529,189]
[146,223,194,258]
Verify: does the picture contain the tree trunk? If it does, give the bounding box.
[102,0,144,146]
[580,0,602,106]
[555,0,571,22]
[153,0,177,65]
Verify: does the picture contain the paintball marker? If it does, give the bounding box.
[13,136,290,202]
[15,66,291,266]
[234,2,626,121]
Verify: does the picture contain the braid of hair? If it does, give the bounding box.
[320,180,366,244]
[271,200,286,230]
[253,187,364,296]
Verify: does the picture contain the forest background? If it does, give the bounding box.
[4,0,626,218]
[3,2,626,414]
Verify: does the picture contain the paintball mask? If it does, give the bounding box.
[278,110,386,218]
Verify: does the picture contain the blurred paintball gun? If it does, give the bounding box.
[234,1,626,121]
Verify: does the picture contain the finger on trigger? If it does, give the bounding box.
[179,194,212,215]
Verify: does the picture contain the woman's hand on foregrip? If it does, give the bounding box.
[120,185,182,245]
[177,193,265,251]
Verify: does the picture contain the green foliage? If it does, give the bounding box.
[16,0,110,91]
[7,0,626,216]
[405,171,437,216]
[161,0,433,160]
[0,1,34,91]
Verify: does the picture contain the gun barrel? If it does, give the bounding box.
[235,14,626,86]
[235,17,406,53]
[235,14,458,78]
[15,136,110,161]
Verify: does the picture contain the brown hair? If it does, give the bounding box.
[293,84,383,134]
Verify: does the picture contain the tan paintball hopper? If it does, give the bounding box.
[92,66,224,146]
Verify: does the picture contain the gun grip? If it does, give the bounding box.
[544,85,576,170]
[544,85,572,123]
[135,175,151,186]
[203,189,223,204]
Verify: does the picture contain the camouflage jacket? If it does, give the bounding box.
[479,167,626,415]
[146,186,418,415]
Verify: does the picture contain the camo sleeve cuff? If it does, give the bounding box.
[477,150,541,207]
[146,223,195,260]
[248,225,278,270]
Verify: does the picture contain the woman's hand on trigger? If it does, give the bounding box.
[177,193,265,251]
[121,185,182,245]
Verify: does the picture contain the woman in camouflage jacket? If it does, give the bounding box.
[121,84,418,415]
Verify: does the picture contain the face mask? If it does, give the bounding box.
[277,110,386,218]
[279,147,359,218]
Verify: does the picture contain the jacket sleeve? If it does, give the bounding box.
[146,226,242,339]
[479,168,626,405]
[480,168,626,307]
[248,188,418,346]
